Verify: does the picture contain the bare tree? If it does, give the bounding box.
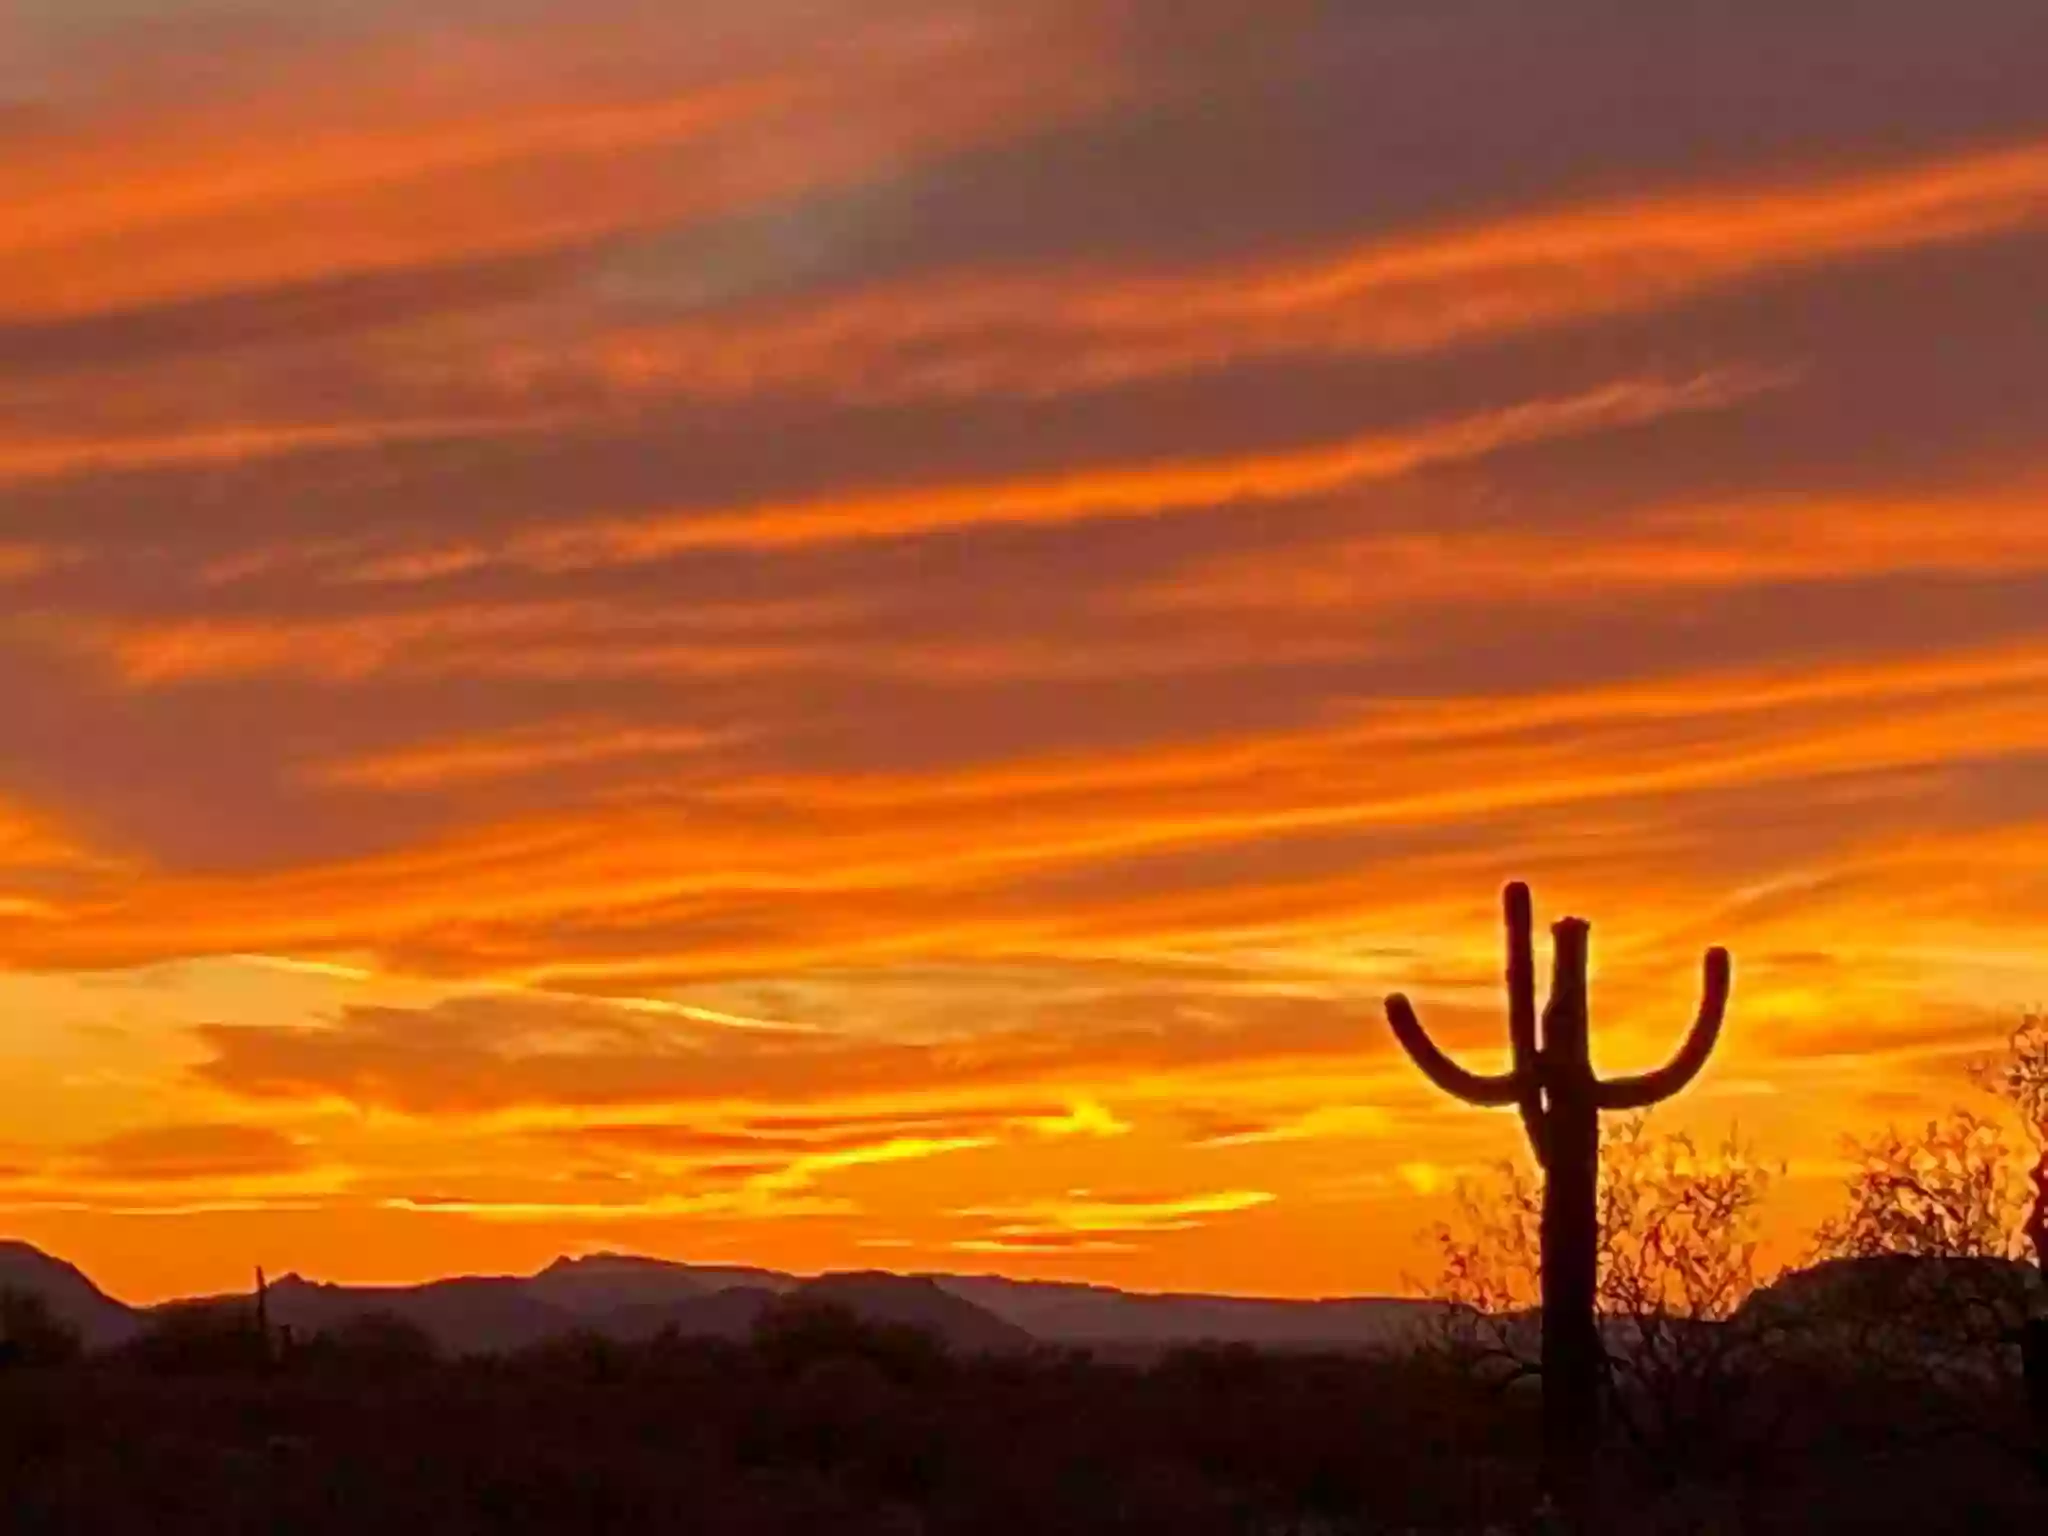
[1814,1109,2027,1264]
[1808,1010,2048,1333]
[1805,1109,2034,1380]
[1972,1011,2048,1277]
[1801,1019,2048,1473]
[1426,1117,1780,1477]
[1975,1010,2048,1465]
[1972,1012,2048,1149]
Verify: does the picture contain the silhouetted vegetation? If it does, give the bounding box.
[1384,887,2048,1525]
[113,1298,274,1377]
[1790,1016,2048,1476]
[0,1288,83,1371]
[0,1304,1535,1534]
[0,1295,2044,1533]
[0,916,2041,1531]
[1428,1119,1785,1487]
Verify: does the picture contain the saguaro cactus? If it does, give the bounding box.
[1385,883,1731,1508]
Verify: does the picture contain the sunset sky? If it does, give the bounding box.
[3,0,2047,1305]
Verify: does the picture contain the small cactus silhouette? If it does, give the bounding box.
[1385,882,1731,1510]
[255,1265,281,1370]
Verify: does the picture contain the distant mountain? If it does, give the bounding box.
[523,1257,1440,1354]
[1738,1253,2043,1344]
[938,1274,1443,1353]
[0,1240,141,1348]
[261,1274,574,1355]
[22,1237,2041,1371]
[526,1252,795,1317]
[0,1238,1458,1359]
[1745,1254,2041,1312]
[589,1286,781,1344]
[795,1272,1034,1355]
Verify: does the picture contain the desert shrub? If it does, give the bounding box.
[0,1288,83,1369]
[1426,1117,1784,1480]
[294,1311,440,1377]
[749,1298,951,1386]
[114,1301,269,1376]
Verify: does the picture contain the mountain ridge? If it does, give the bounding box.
[0,1239,1441,1357]
[0,1239,144,1348]
[11,1239,2022,1363]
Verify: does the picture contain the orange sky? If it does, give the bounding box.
[2,0,2046,1305]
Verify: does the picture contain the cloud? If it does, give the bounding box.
[7,638,2048,990]
[0,4,1119,326]
[307,721,742,792]
[72,597,864,686]
[1187,1105,1395,1148]
[373,1120,997,1227]
[951,1235,1140,1256]
[0,800,91,871]
[73,1122,311,1182]
[1016,1100,1133,1140]
[0,415,566,488]
[0,73,772,326]
[547,1109,1052,1163]
[955,1188,1276,1237]
[410,134,2048,407]
[349,372,1768,572]
[0,545,63,581]
[183,989,1380,1118]
[1136,483,2048,615]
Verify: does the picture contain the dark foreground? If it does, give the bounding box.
[2,1330,2044,1534]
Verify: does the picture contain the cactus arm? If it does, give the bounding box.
[1504,883,1549,1163]
[1592,948,1732,1111]
[1386,994,1523,1107]
[1505,884,1539,1071]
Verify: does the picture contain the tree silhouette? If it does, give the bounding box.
[1802,1108,2035,1404]
[1807,1021,2048,1473]
[0,1286,83,1369]
[1428,1118,1779,1480]
[1973,1012,2048,1279]
[1814,1110,2027,1268]
[1974,1011,2048,1468]
[1972,1013,2048,1144]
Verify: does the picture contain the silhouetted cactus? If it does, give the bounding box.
[1385,882,1731,1511]
[255,1264,290,1370]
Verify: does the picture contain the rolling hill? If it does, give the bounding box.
[0,1240,142,1348]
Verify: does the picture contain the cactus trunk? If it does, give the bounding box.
[1538,922,1600,1508]
[1384,885,1730,1517]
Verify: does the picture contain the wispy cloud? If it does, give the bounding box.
[308,722,742,792]
[386,373,1771,572]
[956,1189,1277,1237]
[421,135,2048,406]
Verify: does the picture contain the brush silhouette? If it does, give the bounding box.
[1385,882,1731,1513]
